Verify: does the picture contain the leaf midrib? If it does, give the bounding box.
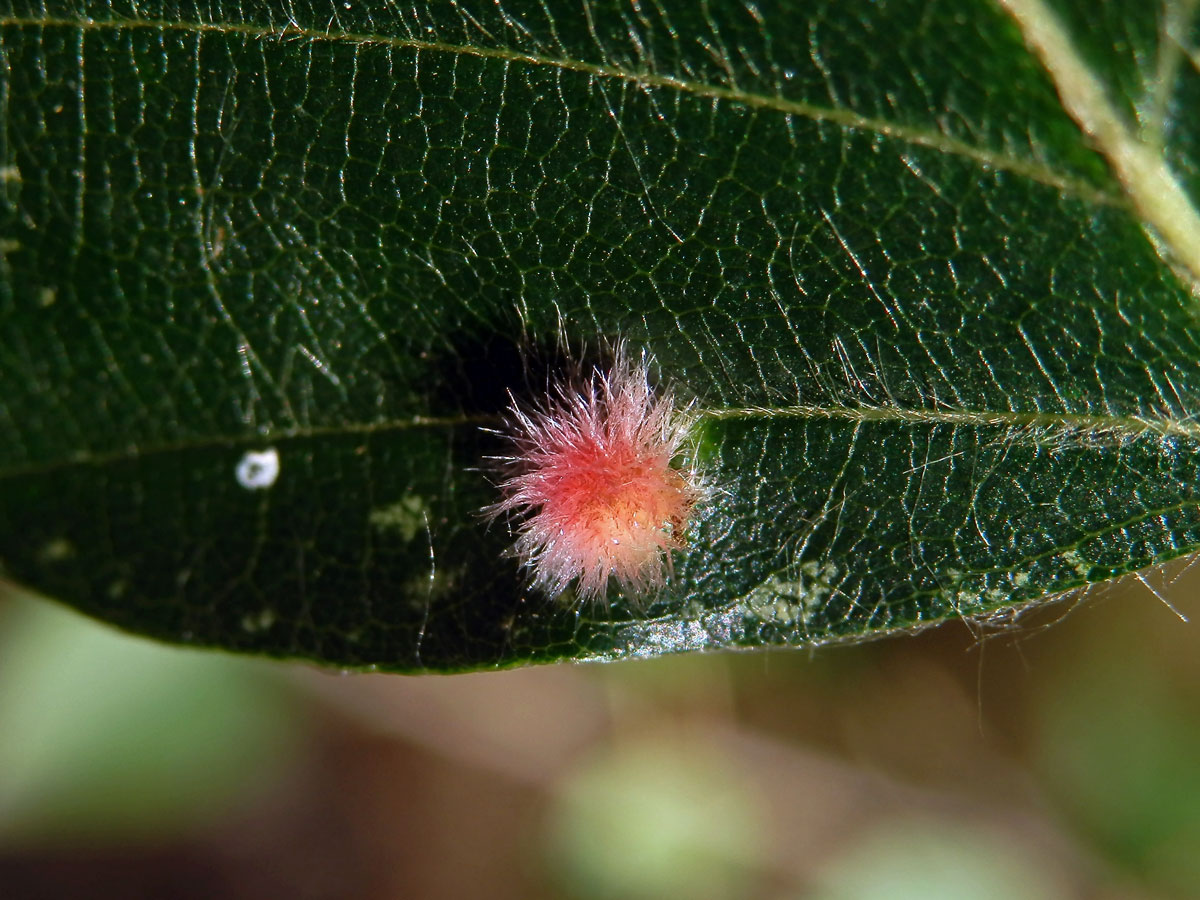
[1,402,1192,481]
[0,12,1119,206]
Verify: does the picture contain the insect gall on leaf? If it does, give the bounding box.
[485,346,704,606]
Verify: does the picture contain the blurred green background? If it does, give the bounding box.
[1,565,1198,899]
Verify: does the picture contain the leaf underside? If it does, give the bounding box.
[3,0,1200,671]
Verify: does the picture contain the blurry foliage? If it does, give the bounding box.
[0,589,299,846]
[544,737,766,900]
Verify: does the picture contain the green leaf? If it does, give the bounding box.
[3,0,1200,672]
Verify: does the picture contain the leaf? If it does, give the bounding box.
[3,0,1200,672]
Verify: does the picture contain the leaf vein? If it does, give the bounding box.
[0,12,1120,206]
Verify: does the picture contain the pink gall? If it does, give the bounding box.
[486,347,702,604]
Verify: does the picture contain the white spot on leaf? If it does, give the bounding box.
[236,448,280,490]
